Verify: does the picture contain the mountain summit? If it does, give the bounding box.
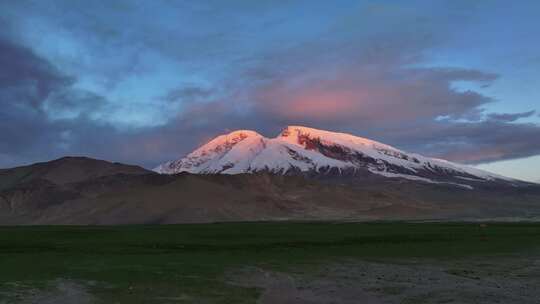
[155,126,515,188]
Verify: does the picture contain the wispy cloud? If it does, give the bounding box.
[487,111,536,122]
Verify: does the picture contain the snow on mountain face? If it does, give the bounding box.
[154,126,515,188]
[154,130,265,174]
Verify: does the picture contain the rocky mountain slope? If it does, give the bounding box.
[1,156,539,225]
[0,156,149,189]
[155,126,521,189]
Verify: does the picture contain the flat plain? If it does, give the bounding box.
[0,222,539,303]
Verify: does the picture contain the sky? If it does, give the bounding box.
[0,0,539,182]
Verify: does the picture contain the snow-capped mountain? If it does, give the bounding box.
[155,126,515,188]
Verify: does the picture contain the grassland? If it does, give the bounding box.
[0,222,539,303]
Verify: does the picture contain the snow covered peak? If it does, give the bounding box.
[202,130,262,148]
[155,126,516,188]
[154,130,264,174]
[279,125,398,151]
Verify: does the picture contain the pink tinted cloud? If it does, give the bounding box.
[250,67,492,126]
[260,87,365,121]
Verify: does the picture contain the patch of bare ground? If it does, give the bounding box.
[229,256,540,304]
[1,279,94,304]
[229,267,383,304]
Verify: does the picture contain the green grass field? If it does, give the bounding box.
[1,222,539,303]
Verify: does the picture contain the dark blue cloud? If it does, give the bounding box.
[487,111,536,122]
[0,36,74,109]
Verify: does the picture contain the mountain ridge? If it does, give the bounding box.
[155,126,518,189]
[0,156,150,191]
[0,155,539,225]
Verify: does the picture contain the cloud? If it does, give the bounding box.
[161,85,214,104]
[377,120,540,164]
[0,35,236,168]
[487,110,536,122]
[0,36,123,166]
[0,37,74,110]
[0,0,539,171]
[250,67,496,126]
